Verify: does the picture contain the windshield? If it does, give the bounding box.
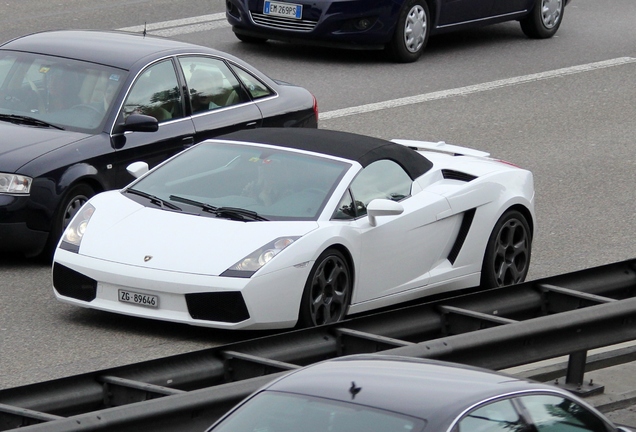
[209,391,426,432]
[0,50,126,133]
[129,142,350,221]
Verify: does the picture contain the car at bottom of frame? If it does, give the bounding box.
[204,355,634,432]
[0,30,317,259]
[226,0,571,63]
[52,127,534,330]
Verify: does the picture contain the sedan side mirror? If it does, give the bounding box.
[367,199,404,226]
[127,161,149,178]
[114,113,159,134]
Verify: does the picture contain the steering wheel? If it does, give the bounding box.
[70,103,102,115]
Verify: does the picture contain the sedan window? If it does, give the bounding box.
[122,59,182,122]
[458,399,528,432]
[179,57,249,114]
[231,65,274,99]
[519,395,610,432]
[335,159,412,219]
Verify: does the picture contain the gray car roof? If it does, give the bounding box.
[262,355,570,430]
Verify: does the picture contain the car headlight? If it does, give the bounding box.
[221,237,299,278]
[59,203,95,253]
[0,173,32,194]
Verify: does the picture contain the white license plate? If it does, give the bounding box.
[264,1,302,19]
[118,289,159,308]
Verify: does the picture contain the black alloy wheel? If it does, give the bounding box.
[480,209,532,288]
[298,248,352,328]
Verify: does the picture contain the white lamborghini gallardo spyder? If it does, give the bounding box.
[53,128,535,330]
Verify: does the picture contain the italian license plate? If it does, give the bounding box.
[264,1,302,19]
[118,289,158,308]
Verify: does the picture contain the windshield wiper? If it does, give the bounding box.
[126,188,182,211]
[0,114,64,130]
[216,207,268,221]
[169,195,217,213]
[169,195,267,221]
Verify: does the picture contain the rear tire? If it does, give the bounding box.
[43,183,95,260]
[480,210,532,288]
[386,0,430,63]
[520,0,564,39]
[298,249,352,328]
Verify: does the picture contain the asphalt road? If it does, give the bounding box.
[1,0,635,402]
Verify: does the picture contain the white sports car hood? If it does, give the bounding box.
[78,192,318,275]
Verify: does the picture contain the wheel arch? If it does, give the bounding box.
[505,203,535,239]
[57,162,107,194]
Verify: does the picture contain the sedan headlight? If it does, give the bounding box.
[221,237,299,278]
[59,203,95,253]
[0,173,32,194]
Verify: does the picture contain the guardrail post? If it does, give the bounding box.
[556,350,605,397]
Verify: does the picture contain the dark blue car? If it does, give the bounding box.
[226,0,571,62]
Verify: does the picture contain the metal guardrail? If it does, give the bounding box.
[1,259,635,431]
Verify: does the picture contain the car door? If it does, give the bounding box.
[178,56,263,141]
[437,0,496,26]
[334,160,455,304]
[111,58,196,187]
[491,0,531,16]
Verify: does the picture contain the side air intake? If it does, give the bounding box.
[442,169,477,182]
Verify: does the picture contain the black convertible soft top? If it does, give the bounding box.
[217,128,433,180]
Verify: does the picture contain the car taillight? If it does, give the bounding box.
[494,159,521,168]
[312,94,319,125]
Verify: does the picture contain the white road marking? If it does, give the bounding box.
[320,57,636,120]
[117,16,635,123]
[118,13,229,37]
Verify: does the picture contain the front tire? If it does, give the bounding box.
[480,209,532,288]
[44,183,95,260]
[520,0,564,39]
[298,249,352,328]
[386,0,430,63]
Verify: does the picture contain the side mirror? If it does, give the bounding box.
[367,199,404,226]
[114,113,159,134]
[127,161,149,178]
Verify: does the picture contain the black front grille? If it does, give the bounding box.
[250,12,317,31]
[53,263,97,302]
[185,292,250,323]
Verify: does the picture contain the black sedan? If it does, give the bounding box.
[205,355,633,432]
[0,30,317,258]
[226,0,571,62]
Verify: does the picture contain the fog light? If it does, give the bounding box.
[355,18,372,30]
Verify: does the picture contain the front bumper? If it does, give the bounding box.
[226,0,397,48]
[0,221,48,257]
[52,250,310,330]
